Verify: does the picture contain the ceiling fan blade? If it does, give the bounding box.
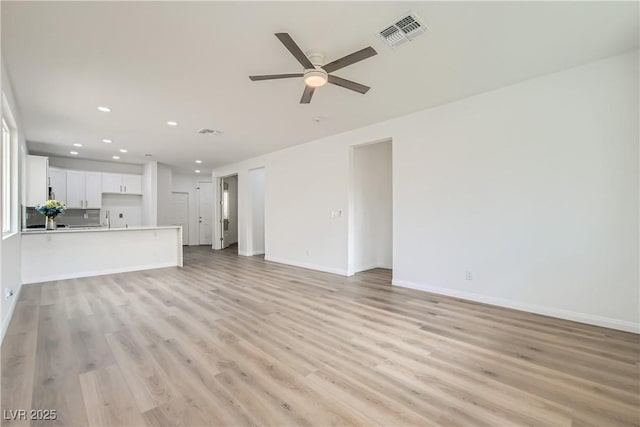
[327,75,370,94]
[322,46,377,73]
[300,85,315,104]
[249,73,303,81]
[275,33,315,69]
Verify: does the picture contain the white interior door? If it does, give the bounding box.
[198,182,213,245]
[172,192,189,245]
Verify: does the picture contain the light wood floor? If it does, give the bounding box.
[2,246,639,427]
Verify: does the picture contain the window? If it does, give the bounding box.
[2,117,11,234]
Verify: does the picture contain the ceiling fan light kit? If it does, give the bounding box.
[249,33,377,104]
[303,69,328,88]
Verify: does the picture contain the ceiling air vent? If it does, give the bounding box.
[378,12,427,48]
[198,128,222,135]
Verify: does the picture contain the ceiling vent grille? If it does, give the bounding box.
[198,128,222,135]
[378,12,427,48]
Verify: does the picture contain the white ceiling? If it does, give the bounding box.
[2,1,638,175]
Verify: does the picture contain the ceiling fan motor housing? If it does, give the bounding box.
[306,51,325,66]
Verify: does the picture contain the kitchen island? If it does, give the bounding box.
[21,226,183,284]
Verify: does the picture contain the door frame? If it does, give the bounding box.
[171,191,189,246]
[347,137,394,277]
[213,173,238,250]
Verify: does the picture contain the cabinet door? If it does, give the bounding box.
[25,155,48,207]
[102,173,122,193]
[48,168,67,205]
[121,174,142,195]
[85,172,102,208]
[66,171,84,208]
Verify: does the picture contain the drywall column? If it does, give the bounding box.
[156,163,173,226]
[142,161,158,226]
[249,167,266,255]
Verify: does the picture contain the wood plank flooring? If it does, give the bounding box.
[2,246,639,426]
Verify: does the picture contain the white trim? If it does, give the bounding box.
[392,278,639,334]
[239,250,265,257]
[0,284,22,346]
[265,256,348,276]
[22,262,180,285]
[354,263,392,273]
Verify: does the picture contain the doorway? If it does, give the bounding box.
[171,192,189,245]
[220,174,238,249]
[198,181,213,245]
[350,139,392,274]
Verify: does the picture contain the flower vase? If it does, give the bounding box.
[45,217,57,230]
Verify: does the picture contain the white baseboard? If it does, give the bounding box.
[265,256,348,276]
[392,279,639,334]
[22,262,180,285]
[0,284,22,346]
[354,263,392,273]
[238,250,265,257]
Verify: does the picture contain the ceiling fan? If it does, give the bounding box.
[249,33,377,104]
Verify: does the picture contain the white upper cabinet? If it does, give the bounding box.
[66,171,85,208]
[102,173,142,195]
[65,171,102,209]
[25,155,48,207]
[102,173,122,193]
[85,172,102,208]
[48,167,67,204]
[121,174,142,195]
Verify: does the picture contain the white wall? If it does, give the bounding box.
[212,156,266,254]
[1,56,27,341]
[249,168,265,255]
[47,156,143,174]
[213,51,639,332]
[102,194,142,228]
[172,173,202,246]
[353,141,392,272]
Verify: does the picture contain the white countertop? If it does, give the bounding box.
[22,225,181,235]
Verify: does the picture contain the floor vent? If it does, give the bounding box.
[378,12,427,48]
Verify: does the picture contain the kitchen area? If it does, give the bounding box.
[21,154,183,284]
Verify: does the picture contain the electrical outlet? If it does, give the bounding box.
[5,288,14,300]
[305,249,310,256]
[83,213,89,219]
[465,270,473,280]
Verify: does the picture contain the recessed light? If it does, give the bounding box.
[167,121,178,126]
[97,106,111,112]
[70,151,79,155]
[112,156,120,160]
[195,169,201,173]
[102,139,112,144]
[119,149,128,153]
[195,160,202,164]
[73,143,83,147]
